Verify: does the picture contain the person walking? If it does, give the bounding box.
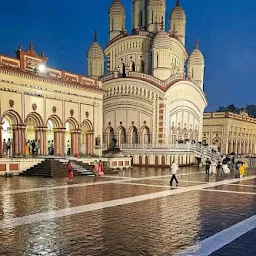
[67,140,71,156]
[3,139,7,156]
[205,158,211,175]
[170,161,179,186]
[66,160,74,182]
[239,162,245,179]
[211,161,217,176]
[6,138,11,157]
[98,160,104,177]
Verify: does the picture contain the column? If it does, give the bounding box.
[54,130,59,155]
[59,129,65,156]
[20,125,26,155]
[77,130,81,155]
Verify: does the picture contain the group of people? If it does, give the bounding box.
[65,159,105,182]
[205,156,247,178]
[25,140,40,156]
[2,138,12,157]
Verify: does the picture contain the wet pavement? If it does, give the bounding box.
[0,166,256,255]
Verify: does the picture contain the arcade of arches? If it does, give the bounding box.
[203,112,256,155]
[104,125,151,149]
[0,110,95,156]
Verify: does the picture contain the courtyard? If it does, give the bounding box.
[1,166,256,256]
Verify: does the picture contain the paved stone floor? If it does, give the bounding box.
[1,166,256,255]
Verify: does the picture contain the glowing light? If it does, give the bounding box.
[38,63,46,73]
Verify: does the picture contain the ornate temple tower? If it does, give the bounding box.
[87,32,104,79]
[109,0,126,41]
[169,0,186,45]
[146,0,166,33]
[152,29,172,80]
[132,0,147,32]
[187,39,205,89]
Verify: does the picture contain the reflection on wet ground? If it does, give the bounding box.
[0,166,256,255]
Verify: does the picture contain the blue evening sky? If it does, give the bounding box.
[0,0,255,111]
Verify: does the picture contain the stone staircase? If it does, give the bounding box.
[70,160,96,176]
[193,145,222,164]
[20,159,68,178]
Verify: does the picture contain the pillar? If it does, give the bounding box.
[59,129,65,156]
[77,130,81,155]
[54,130,59,155]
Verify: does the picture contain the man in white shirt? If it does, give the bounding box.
[170,161,179,186]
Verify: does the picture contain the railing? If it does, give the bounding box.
[102,72,185,87]
[121,143,194,151]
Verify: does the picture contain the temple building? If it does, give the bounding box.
[0,42,103,156]
[203,112,256,155]
[87,0,207,149]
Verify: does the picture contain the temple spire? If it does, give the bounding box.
[93,30,97,42]
[195,38,199,49]
[176,0,180,6]
[29,40,34,50]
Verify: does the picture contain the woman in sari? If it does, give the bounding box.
[98,160,104,177]
[25,141,29,156]
[93,160,99,176]
[66,160,74,181]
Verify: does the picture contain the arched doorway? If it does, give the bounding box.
[212,137,221,152]
[108,127,115,149]
[47,115,63,155]
[117,126,126,147]
[1,110,23,156]
[25,112,45,155]
[65,117,80,156]
[130,126,138,145]
[141,126,150,145]
[81,119,94,155]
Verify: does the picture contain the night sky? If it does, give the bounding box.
[0,0,255,111]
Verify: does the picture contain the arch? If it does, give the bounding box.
[128,61,136,72]
[81,119,93,131]
[25,112,44,127]
[117,126,126,146]
[47,114,63,128]
[119,62,126,77]
[141,125,150,144]
[65,117,79,130]
[145,155,149,165]
[139,155,142,165]
[106,126,115,149]
[129,126,138,144]
[1,109,22,125]
[138,60,145,73]
[81,119,94,155]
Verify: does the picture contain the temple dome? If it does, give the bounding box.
[153,30,171,49]
[87,33,104,59]
[109,0,125,15]
[188,40,204,65]
[170,0,186,21]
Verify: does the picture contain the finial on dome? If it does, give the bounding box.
[195,38,199,49]
[94,30,97,42]
[176,0,180,6]
[29,40,34,50]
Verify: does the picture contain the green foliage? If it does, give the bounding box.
[216,104,256,118]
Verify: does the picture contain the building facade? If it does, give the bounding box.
[203,112,256,155]
[87,0,207,149]
[0,42,104,156]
